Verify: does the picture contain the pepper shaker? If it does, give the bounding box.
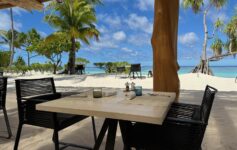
[125,82,130,92]
[131,82,135,91]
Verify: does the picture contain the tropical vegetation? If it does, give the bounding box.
[94,62,130,73]
[44,0,100,74]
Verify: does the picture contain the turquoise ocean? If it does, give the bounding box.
[84,66,237,78]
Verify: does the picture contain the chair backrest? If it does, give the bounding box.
[15,78,56,99]
[0,77,7,108]
[15,78,57,122]
[130,64,141,72]
[0,71,3,76]
[200,85,218,124]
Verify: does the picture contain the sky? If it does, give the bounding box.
[0,0,237,67]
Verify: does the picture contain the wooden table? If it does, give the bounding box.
[36,89,176,150]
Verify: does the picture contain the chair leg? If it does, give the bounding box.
[91,116,97,142]
[14,123,23,150]
[2,107,12,139]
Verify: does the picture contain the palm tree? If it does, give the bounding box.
[44,0,100,74]
[182,0,227,74]
[0,29,22,66]
[224,15,237,53]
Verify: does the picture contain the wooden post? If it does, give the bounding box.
[152,0,180,100]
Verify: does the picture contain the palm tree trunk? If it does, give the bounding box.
[202,10,208,61]
[9,8,14,66]
[68,37,76,74]
[229,38,233,52]
[27,51,30,66]
[192,8,213,75]
[152,0,180,101]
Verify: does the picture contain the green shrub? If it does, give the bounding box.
[94,61,130,73]
[31,62,62,73]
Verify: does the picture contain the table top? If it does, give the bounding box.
[36,89,176,125]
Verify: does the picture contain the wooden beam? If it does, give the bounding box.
[0,0,43,10]
[152,0,180,101]
[0,3,13,9]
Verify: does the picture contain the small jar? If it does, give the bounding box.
[135,86,142,96]
[93,88,102,98]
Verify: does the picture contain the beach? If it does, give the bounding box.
[4,72,237,91]
[1,73,237,150]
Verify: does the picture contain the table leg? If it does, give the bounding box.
[93,119,118,150]
[93,119,110,150]
[105,119,118,150]
[119,121,132,150]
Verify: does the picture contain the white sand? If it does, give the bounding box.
[6,73,237,91]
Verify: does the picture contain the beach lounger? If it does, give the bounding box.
[121,85,217,150]
[129,64,142,79]
[0,77,12,139]
[14,78,96,150]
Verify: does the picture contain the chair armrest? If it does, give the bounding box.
[165,117,206,126]
[22,93,62,101]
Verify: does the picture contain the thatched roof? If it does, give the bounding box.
[0,0,49,10]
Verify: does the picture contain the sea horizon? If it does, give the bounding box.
[84,66,237,78]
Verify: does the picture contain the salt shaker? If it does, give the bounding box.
[131,82,135,91]
[125,82,130,92]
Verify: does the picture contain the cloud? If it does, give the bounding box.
[125,13,153,34]
[12,7,27,16]
[0,44,9,50]
[98,13,122,28]
[128,33,150,46]
[85,34,119,51]
[38,31,48,37]
[208,10,229,23]
[97,25,109,34]
[178,32,199,47]
[121,47,133,53]
[113,31,126,41]
[0,12,22,31]
[137,0,154,11]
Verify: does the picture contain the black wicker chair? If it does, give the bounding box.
[120,85,218,150]
[0,77,12,139]
[129,64,142,79]
[14,78,97,150]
